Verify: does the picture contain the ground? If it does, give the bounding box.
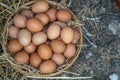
[0,0,120,80]
[67,0,120,80]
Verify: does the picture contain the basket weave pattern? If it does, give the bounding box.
[1,0,83,77]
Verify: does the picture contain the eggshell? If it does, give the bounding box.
[38,44,52,60]
[47,23,61,40]
[56,9,72,22]
[32,32,47,45]
[35,13,49,25]
[46,8,57,22]
[30,52,42,68]
[63,43,76,58]
[14,51,29,64]
[8,25,19,39]
[13,15,27,28]
[72,30,80,44]
[21,9,34,18]
[24,43,37,54]
[8,40,23,53]
[50,39,66,54]
[52,53,65,65]
[26,18,43,32]
[61,27,74,44]
[39,60,56,74]
[54,21,67,28]
[18,29,31,46]
[32,1,49,13]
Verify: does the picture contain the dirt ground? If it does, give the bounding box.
[0,0,120,80]
[65,0,120,80]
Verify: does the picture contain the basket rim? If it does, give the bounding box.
[1,0,83,77]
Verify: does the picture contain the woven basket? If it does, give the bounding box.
[1,0,83,78]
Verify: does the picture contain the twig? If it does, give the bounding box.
[81,25,95,37]
[63,71,80,76]
[84,35,97,48]
[27,76,93,79]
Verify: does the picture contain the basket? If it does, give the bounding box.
[1,0,83,78]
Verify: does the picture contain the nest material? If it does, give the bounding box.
[1,0,83,78]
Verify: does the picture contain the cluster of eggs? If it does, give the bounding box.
[8,1,79,74]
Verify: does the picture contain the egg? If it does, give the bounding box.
[56,9,72,22]
[8,40,23,53]
[72,30,80,44]
[35,13,49,25]
[24,43,37,54]
[21,9,34,18]
[8,25,19,39]
[39,60,56,74]
[64,43,76,58]
[13,15,27,28]
[52,53,65,65]
[54,21,67,28]
[30,52,42,68]
[38,44,52,60]
[50,39,66,54]
[26,18,43,32]
[32,1,49,13]
[32,32,47,45]
[18,29,31,46]
[47,23,61,40]
[46,8,57,22]
[14,51,29,64]
[61,27,74,44]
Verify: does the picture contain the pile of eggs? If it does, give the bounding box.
[8,1,79,74]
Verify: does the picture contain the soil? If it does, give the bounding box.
[65,0,120,80]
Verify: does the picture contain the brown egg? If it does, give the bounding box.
[32,1,49,13]
[30,52,42,68]
[24,43,37,54]
[38,44,52,60]
[14,51,29,64]
[61,27,74,44]
[56,9,72,22]
[64,43,76,58]
[52,53,65,65]
[32,32,47,45]
[72,30,80,44]
[46,8,57,22]
[50,39,66,54]
[54,21,67,28]
[39,60,56,74]
[35,13,49,25]
[47,23,61,40]
[13,15,27,28]
[26,18,43,32]
[21,9,34,18]
[8,25,19,39]
[18,29,31,46]
[8,40,23,53]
